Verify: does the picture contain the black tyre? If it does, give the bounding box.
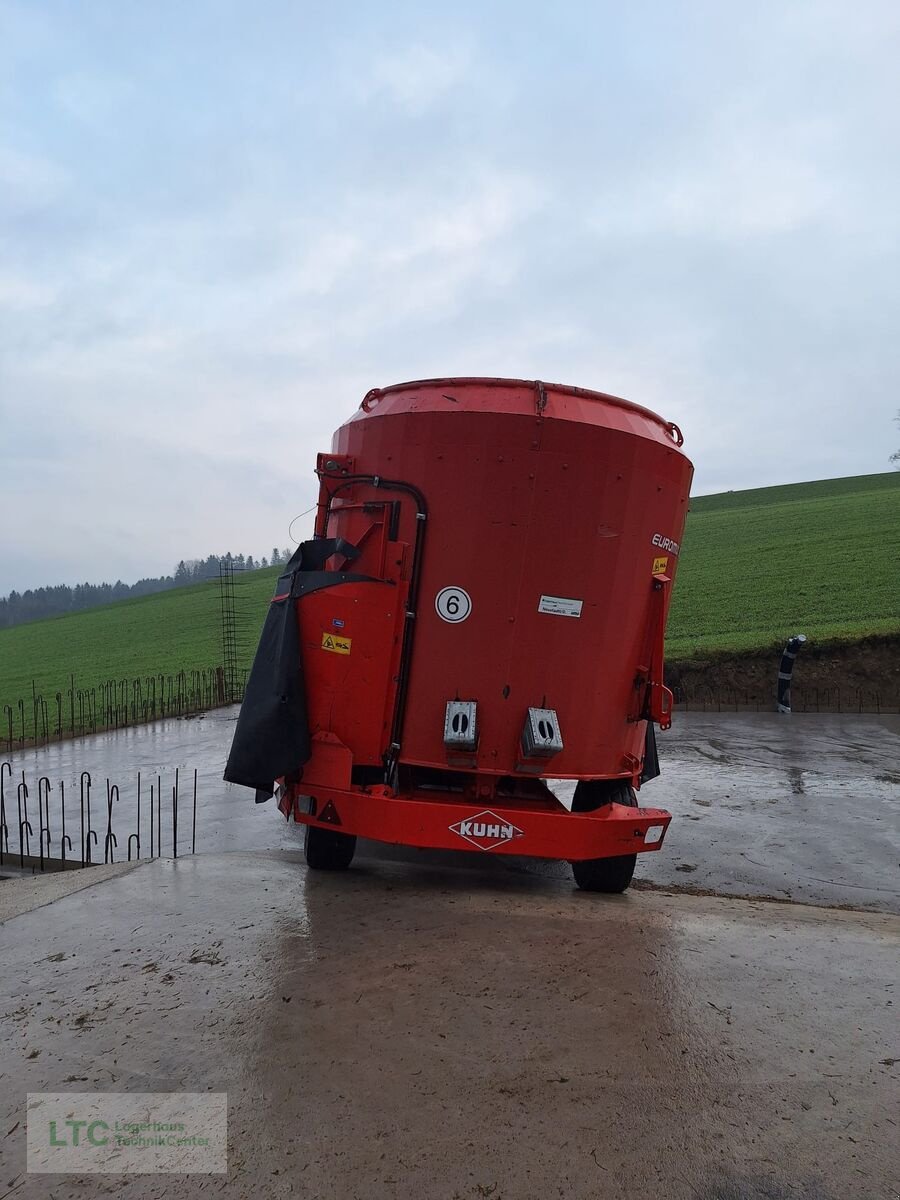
[570,779,638,894]
[304,822,357,871]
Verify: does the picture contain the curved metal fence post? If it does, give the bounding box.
[81,771,95,864]
[128,772,141,861]
[17,774,32,867]
[104,781,118,864]
[0,760,10,866]
[38,776,52,870]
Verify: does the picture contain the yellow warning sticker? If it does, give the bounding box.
[321,632,352,655]
[652,556,669,574]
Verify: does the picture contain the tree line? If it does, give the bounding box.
[0,548,295,630]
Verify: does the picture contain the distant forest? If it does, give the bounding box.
[0,549,294,630]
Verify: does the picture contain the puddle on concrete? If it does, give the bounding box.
[3,709,898,912]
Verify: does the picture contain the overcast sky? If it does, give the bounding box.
[1,0,898,594]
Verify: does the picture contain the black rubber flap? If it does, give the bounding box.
[223,537,382,797]
[640,720,661,785]
[223,581,310,796]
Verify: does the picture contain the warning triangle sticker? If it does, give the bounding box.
[318,800,342,826]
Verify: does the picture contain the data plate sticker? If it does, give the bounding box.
[538,595,583,618]
[435,586,472,623]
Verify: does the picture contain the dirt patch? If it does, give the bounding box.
[666,633,900,712]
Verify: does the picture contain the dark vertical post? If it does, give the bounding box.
[777,634,808,713]
[38,777,51,870]
[104,781,118,863]
[129,772,141,861]
[81,771,95,865]
[172,767,179,858]
[60,780,72,864]
[18,774,31,867]
[219,557,238,704]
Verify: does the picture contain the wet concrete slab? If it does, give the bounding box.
[564,710,900,913]
[0,862,138,923]
[3,709,899,911]
[0,852,897,1199]
[1,708,266,862]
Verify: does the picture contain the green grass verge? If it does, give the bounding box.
[0,568,279,738]
[1,471,897,736]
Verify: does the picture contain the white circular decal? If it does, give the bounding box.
[435,586,472,624]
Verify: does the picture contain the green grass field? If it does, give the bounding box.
[666,471,899,657]
[1,472,897,737]
[0,569,279,739]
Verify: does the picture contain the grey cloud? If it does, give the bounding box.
[1,0,898,592]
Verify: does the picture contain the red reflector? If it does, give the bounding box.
[318,800,342,826]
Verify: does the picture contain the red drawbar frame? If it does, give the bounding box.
[281,784,671,862]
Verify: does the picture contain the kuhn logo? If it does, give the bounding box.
[449,810,524,851]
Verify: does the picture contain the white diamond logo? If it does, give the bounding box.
[448,809,525,851]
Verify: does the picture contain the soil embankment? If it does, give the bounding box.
[667,633,900,711]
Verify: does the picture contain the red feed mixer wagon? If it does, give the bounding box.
[225,377,693,892]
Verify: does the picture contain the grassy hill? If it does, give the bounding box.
[1,472,897,738]
[0,569,279,740]
[666,471,899,657]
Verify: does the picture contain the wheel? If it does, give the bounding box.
[304,822,357,871]
[570,779,638,894]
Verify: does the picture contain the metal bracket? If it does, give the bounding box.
[520,707,563,760]
[444,701,478,752]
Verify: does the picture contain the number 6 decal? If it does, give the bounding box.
[435,586,472,624]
